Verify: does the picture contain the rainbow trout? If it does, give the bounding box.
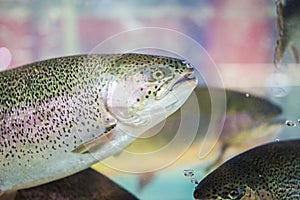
[15,168,138,200]
[0,54,197,194]
[194,140,300,200]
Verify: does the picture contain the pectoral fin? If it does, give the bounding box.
[72,125,116,154]
[206,143,228,172]
[137,172,155,192]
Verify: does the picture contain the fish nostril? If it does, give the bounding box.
[186,64,193,69]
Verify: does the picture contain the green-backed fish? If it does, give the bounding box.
[0,53,197,195]
[15,168,138,200]
[193,140,300,199]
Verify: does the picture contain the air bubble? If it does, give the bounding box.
[298,119,300,123]
[184,169,199,185]
[191,178,199,185]
[183,169,194,177]
[285,120,296,127]
[245,93,250,97]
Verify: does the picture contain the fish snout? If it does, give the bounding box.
[182,61,197,84]
[172,62,197,90]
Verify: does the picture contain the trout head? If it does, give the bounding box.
[105,53,197,133]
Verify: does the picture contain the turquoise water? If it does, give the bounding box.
[114,170,201,200]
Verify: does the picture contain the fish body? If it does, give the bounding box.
[0,53,197,192]
[194,140,300,199]
[15,168,138,200]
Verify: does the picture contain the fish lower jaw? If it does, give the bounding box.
[155,73,197,100]
[171,69,197,90]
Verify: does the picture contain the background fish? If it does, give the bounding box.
[124,87,283,171]
[194,140,300,200]
[0,53,197,194]
[207,88,283,171]
[14,168,137,200]
[93,87,283,190]
[275,0,300,64]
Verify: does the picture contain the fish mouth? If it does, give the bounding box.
[155,68,197,100]
[172,68,196,88]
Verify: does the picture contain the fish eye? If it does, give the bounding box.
[152,70,165,80]
[227,188,244,199]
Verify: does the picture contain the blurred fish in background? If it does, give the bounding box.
[93,86,284,190]
[275,0,300,65]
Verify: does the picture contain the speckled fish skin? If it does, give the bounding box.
[194,140,300,200]
[0,53,197,192]
[15,168,138,200]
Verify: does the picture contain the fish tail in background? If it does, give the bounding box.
[275,0,285,66]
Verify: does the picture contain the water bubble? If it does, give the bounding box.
[285,120,296,127]
[191,178,199,185]
[183,169,194,177]
[245,93,250,97]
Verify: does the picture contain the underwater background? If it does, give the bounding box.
[0,0,299,199]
